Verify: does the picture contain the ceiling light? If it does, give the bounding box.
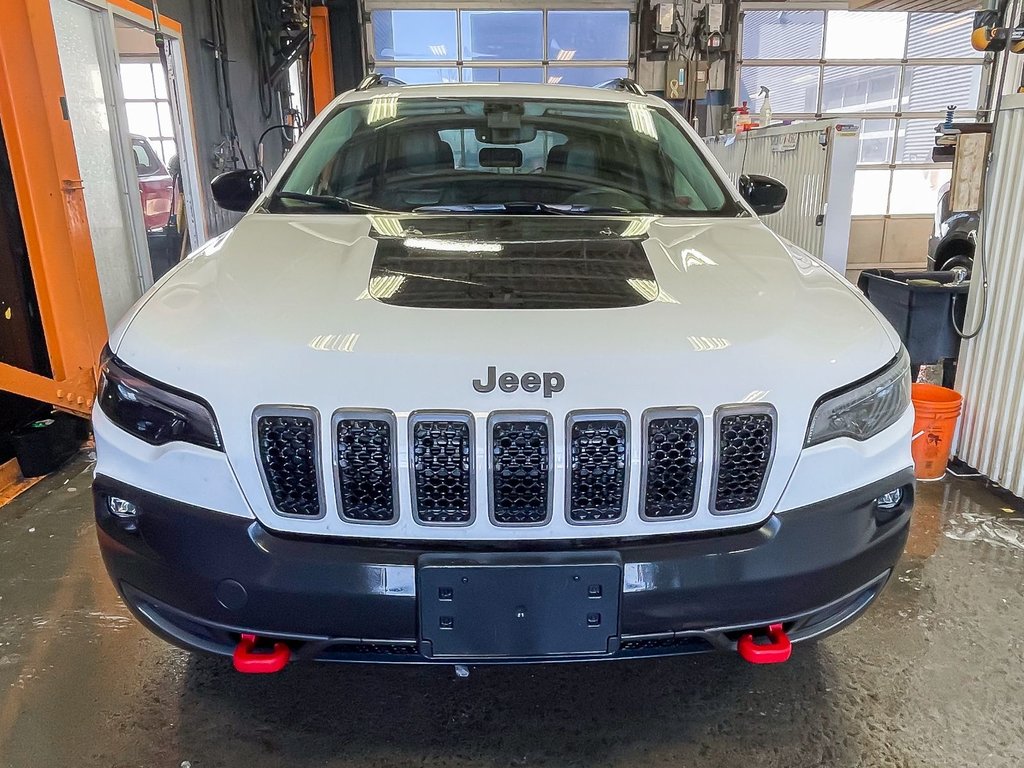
[367,94,399,124]
[628,102,658,140]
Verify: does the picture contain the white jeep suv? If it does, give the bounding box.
[93,77,913,670]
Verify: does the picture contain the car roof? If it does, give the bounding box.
[333,81,657,108]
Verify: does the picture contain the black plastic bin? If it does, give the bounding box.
[858,270,969,366]
[12,411,86,477]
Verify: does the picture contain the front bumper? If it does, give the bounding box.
[94,470,913,664]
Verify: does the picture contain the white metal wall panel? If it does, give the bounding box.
[705,120,858,272]
[955,94,1024,499]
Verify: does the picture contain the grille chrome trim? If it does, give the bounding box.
[408,411,475,526]
[564,410,631,525]
[252,405,326,519]
[487,411,555,527]
[710,404,777,515]
[331,409,399,524]
[639,407,702,521]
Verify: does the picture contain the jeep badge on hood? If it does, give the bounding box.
[473,366,565,398]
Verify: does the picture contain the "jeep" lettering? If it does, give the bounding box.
[472,366,565,398]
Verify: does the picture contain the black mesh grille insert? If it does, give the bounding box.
[412,419,472,524]
[256,414,321,517]
[335,417,395,522]
[714,412,773,512]
[568,418,628,523]
[643,416,700,518]
[491,420,550,524]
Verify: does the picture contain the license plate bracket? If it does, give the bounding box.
[418,552,622,659]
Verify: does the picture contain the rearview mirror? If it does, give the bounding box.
[211,169,263,212]
[738,174,787,216]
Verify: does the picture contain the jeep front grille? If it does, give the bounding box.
[335,415,396,522]
[642,413,700,519]
[567,415,628,523]
[255,411,323,517]
[410,415,473,524]
[713,410,775,513]
[250,406,777,527]
[490,417,552,525]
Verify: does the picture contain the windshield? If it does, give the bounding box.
[269,96,740,216]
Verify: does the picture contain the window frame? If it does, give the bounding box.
[737,5,988,216]
[119,56,179,166]
[362,4,635,87]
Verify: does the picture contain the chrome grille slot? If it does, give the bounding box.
[642,412,701,519]
[490,415,552,525]
[567,414,629,523]
[334,413,397,522]
[410,414,474,524]
[255,409,323,518]
[713,408,775,513]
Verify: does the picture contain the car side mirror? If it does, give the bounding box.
[211,169,264,212]
[738,174,787,216]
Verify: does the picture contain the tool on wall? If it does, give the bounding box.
[971,2,1012,52]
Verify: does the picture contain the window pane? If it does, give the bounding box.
[376,67,458,84]
[742,10,824,60]
[547,11,630,61]
[372,10,457,61]
[902,65,982,113]
[825,12,907,59]
[461,11,542,61]
[738,66,819,113]
[151,63,168,99]
[462,67,543,84]
[822,66,900,113]
[859,118,895,164]
[161,140,177,165]
[852,169,891,215]
[120,62,155,99]
[546,66,627,87]
[895,118,944,164]
[125,102,160,138]
[908,13,981,59]
[157,101,174,137]
[889,168,951,214]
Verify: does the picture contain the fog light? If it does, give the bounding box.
[107,496,138,519]
[875,488,903,510]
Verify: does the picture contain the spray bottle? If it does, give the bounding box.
[758,86,773,128]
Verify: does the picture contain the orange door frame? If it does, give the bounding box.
[310,6,336,116]
[0,0,109,416]
[0,0,186,417]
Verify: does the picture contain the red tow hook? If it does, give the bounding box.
[232,633,291,673]
[737,623,792,664]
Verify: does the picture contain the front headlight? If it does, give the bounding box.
[805,349,911,447]
[97,349,222,450]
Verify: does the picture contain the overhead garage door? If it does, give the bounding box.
[363,2,635,87]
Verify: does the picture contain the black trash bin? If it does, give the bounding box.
[858,269,969,366]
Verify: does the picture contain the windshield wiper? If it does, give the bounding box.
[271,191,387,212]
[413,202,632,216]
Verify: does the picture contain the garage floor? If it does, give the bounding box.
[1,456,1022,768]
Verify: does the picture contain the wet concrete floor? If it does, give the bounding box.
[1,456,1022,767]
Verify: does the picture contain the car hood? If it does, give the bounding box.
[116,212,899,405]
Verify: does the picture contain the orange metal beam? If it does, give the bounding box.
[107,0,184,35]
[310,6,336,116]
[0,0,109,416]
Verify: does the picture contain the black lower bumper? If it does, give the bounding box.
[94,470,913,664]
